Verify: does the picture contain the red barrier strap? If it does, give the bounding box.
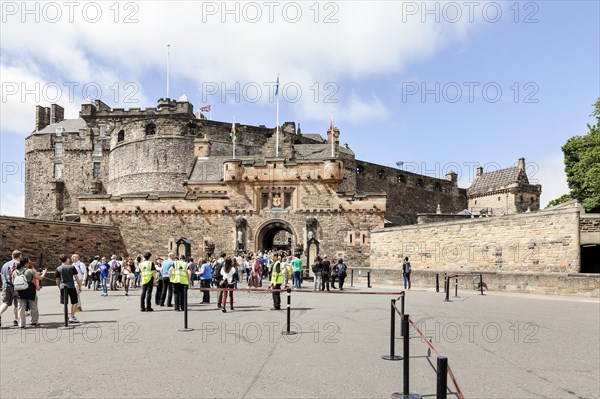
[187,287,404,295]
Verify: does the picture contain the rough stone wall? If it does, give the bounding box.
[355,161,467,225]
[580,215,600,245]
[25,130,109,219]
[468,187,541,216]
[417,214,472,224]
[370,208,581,273]
[0,216,126,270]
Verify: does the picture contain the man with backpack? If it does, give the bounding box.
[0,250,22,326]
[337,259,348,291]
[13,257,47,328]
[402,257,412,290]
[213,253,225,308]
[109,255,120,291]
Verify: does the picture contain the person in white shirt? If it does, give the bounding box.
[71,254,86,311]
[220,259,236,313]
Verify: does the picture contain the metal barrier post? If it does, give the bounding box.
[351,269,354,287]
[281,288,297,335]
[479,273,485,295]
[399,292,405,337]
[436,356,448,399]
[454,276,458,298]
[179,285,194,332]
[367,271,371,288]
[391,314,421,399]
[436,273,439,293]
[382,299,402,361]
[443,273,447,294]
[444,277,450,302]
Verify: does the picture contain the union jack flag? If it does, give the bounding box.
[200,105,211,112]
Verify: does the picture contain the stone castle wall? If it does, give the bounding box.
[370,208,581,273]
[355,161,468,225]
[0,216,126,270]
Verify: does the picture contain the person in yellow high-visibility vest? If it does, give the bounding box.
[139,252,154,312]
[169,255,191,312]
[268,255,283,310]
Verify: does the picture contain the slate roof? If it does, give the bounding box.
[35,118,88,134]
[293,144,353,160]
[468,167,527,195]
[302,134,324,142]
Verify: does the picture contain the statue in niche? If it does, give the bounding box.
[306,217,318,242]
[235,217,247,250]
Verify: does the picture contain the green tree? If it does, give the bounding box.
[550,99,600,212]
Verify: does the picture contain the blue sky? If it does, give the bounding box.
[1,1,599,216]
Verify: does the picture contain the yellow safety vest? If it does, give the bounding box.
[271,261,283,285]
[140,261,153,285]
[170,261,189,285]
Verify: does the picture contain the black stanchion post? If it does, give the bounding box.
[351,269,354,287]
[178,285,194,332]
[454,276,458,298]
[479,273,484,295]
[58,286,73,330]
[281,288,297,335]
[436,356,448,399]
[382,299,402,361]
[400,292,405,316]
[444,277,450,302]
[391,314,421,399]
[436,273,439,293]
[443,273,447,294]
[367,271,371,288]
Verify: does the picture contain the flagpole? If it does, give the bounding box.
[166,44,170,98]
[331,113,335,157]
[233,116,236,159]
[276,91,280,158]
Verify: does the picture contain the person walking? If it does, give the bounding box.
[55,254,83,323]
[169,255,190,312]
[121,258,133,296]
[188,258,197,287]
[337,259,347,290]
[134,255,142,288]
[291,254,302,289]
[213,254,225,308]
[402,257,412,290]
[312,256,322,292]
[109,255,120,291]
[198,258,212,304]
[139,253,154,312]
[331,261,338,289]
[154,257,163,306]
[320,255,331,292]
[1,250,22,327]
[269,255,283,310]
[98,257,110,296]
[220,259,236,313]
[13,258,46,328]
[88,256,100,290]
[71,254,87,310]
[160,253,175,307]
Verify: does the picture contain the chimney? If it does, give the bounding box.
[50,104,64,124]
[476,166,483,177]
[518,157,525,171]
[35,105,51,131]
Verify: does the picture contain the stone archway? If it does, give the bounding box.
[255,219,298,253]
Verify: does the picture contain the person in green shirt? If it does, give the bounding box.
[291,255,302,289]
[13,258,47,328]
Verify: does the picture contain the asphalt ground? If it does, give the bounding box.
[1,280,598,399]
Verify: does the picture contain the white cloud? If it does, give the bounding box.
[1,1,475,132]
[0,193,25,217]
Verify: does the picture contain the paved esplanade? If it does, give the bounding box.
[1,284,598,398]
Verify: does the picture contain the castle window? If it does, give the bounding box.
[433,182,441,191]
[356,165,364,175]
[54,142,63,157]
[498,196,501,201]
[99,125,106,138]
[146,123,156,136]
[378,169,385,179]
[397,174,406,183]
[284,192,292,208]
[93,144,102,157]
[78,128,86,138]
[416,179,424,187]
[93,162,101,179]
[54,163,63,179]
[117,130,125,142]
[261,192,269,209]
[55,127,64,136]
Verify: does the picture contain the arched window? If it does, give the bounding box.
[397,174,406,183]
[378,169,385,179]
[356,165,364,175]
[117,130,125,142]
[146,123,156,136]
[416,179,424,187]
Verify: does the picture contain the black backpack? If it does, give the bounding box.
[213,260,224,282]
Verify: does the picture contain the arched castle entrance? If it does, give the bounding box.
[255,219,298,253]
